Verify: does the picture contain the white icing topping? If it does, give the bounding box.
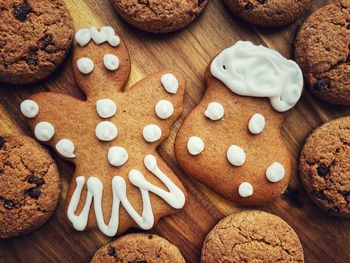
[155,100,174,119]
[142,124,162,143]
[75,28,91,46]
[34,122,55,142]
[75,26,120,47]
[67,154,186,237]
[210,41,303,112]
[77,57,94,74]
[266,162,285,183]
[96,99,117,118]
[95,121,118,141]
[161,73,179,94]
[20,99,39,118]
[227,145,246,166]
[187,136,204,155]
[103,54,120,71]
[56,139,76,158]
[204,102,224,121]
[248,113,265,134]
[238,182,253,197]
[108,146,128,167]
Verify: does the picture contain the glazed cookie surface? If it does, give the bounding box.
[0,135,60,238]
[201,211,304,262]
[112,0,208,33]
[91,233,185,262]
[0,0,73,84]
[299,117,350,217]
[295,1,350,105]
[224,0,311,27]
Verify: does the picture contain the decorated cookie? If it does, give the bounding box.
[111,0,209,33]
[201,211,304,262]
[299,116,350,218]
[224,0,311,27]
[0,0,73,84]
[20,26,187,237]
[295,1,350,105]
[175,41,303,205]
[0,135,60,238]
[91,233,185,262]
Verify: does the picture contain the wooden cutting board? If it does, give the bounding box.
[1,0,349,262]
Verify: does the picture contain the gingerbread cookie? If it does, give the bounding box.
[112,0,209,33]
[201,211,304,262]
[0,0,73,84]
[175,41,303,206]
[299,116,350,217]
[0,135,60,238]
[295,1,350,105]
[20,26,187,237]
[91,233,185,262]
[224,0,311,27]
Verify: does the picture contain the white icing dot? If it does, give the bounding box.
[96,99,117,118]
[142,124,162,143]
[248,113,266,134]
[187,136,205,155]
[155,100,174,120]
[161,73,179,94]
[266,162,285,183]
[75,28,91,46]
[227,145,246,166]
[56,139,76,158]
[34,122,55,142]
[103,54,120,71]
[77,57,94,74]
[108,146,128,167]
[204,102,224,121]
[100,26,120,46]
[95,121,118,141]
[20,99,39,118]
[90,27,107,44]
[238,182,253,197]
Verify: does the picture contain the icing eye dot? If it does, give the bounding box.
[56,139,76,158]
[227,145,246,166]
[20,99,39,118]
[95,121,118,141]
[155,100,174,120]
[143,124,162,143]
[248,113,265,134]
[266,162,285,183]
[108,146,128,167]
[34,121,55,142]
[238,182,253,197]
[223,65,226,70]
[204,102,224,121]
[77,57,94,74]
[96,99,117,118]
[161,73,179,94]
[103,54,120,71]
[187,136,205,155]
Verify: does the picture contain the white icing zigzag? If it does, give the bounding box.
[75,26,121,47]
[67,154,186,237]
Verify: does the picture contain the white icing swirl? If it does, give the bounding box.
[34,122,55,142]
[155,100,174,119]
[210,41,303,112]
[161,73,178,94]
[77,57,94,74]
[103,54,120,71]
[248,113,265,134]
[187,136,204,155]
[56,139,76,158]
[75,26,120,47]
[20,99,39,118]
[238,182,253,197]
[204,102,224,121]
[143,124,162,143]
[95,121,118,141]
[266,162,285,183]
[108,146,128,167]
[96,99,117,118]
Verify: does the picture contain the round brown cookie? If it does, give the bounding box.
[0,0,73,84]
[299,117,350,217]
[295,1,350,105]
[0,135,61,238]
[201,211,304,262]
[224,0,311,27]
[112,0,209,33]
[90,233,185,263]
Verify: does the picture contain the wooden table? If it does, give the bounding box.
[1,0,349,262]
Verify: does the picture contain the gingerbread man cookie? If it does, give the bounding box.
[175,41,303,205]
[20,26,187,236]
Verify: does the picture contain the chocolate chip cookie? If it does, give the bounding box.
[295,1,350,105]
[0,0,74,84]
[112,0,209,33]
[224,0,311,27]
[299,117,350,217]
[90,233,185,262]
[201,211,304,262]
[0,135,61,238]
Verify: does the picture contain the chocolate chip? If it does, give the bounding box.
[148,234,153,239]
[26,187,41,199]
[107,246,116,257]
[4,199,15,210]
[0,137,5,149]
[13,3,32,22]
[313,78,330,92]
[245,2,255,11]
[0,169,3,174]
[25,50,39,66]
[312,190,325,200]
[317,164,330,177]
[257,0,267,4]
[27,174,44,185]
[39,35,54,49]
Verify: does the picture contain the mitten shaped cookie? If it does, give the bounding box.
[175,41,303,205]
[20,26,187,236]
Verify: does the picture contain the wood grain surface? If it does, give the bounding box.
[1,0,350,262]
